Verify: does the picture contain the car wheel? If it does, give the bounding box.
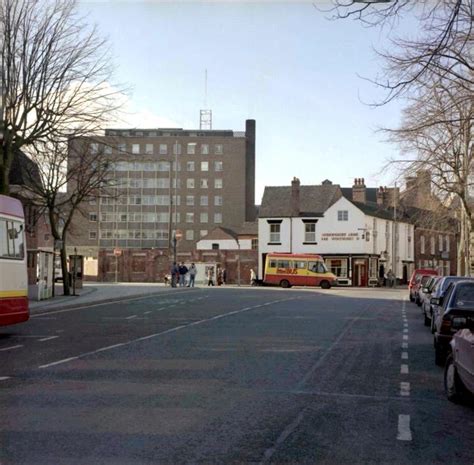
[416,297,421,306]
[434,341,446,366]
[444,355,464,403]
[424,312,430,327]
[409,294,415,302]
[431,315,436,334]
[280,279,290,289]
[320,280,331,289]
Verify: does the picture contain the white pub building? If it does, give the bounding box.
[258,178,415,286]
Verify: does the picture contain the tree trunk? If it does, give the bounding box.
[0,159,9,195]
[60,245,70,296]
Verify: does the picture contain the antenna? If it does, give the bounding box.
[200,69,212,130]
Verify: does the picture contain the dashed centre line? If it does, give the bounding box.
[0,344,23,352]
[400,364,409,374]
[38,336,59,342]
[397,415,412,441]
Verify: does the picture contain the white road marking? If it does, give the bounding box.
[0,345,23,352]
[403,328,408,333]
[125,315,137,320]
[38,336,59,342]
[403,335,408,340]
[400,364,409,374]
[38,298,295,369]
[402,342,408,349]
[0,376,11,381]
[400,381,410,396]
[144,311,151,315]
[401,351,408,360]
[397,414,412,441]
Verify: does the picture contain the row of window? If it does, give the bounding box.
[269,223,317,244]
[92,229,212,241]
[91,142,224,156]
[91,211,223,224]
[111,160,224,173]
[419,235,451,254]
[95,195,223,208]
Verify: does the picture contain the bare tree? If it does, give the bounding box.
[325,0,473,103]
[385,77,473,274]
[20,137,115,295]
[0,0,124,194]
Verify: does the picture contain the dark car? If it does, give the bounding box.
[420,276,441,327]
[429,276,474,333]
[408,269,438,304]
[432,280,474,365]
[444,323,474,403]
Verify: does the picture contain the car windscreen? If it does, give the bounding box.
[453,285,474,308]
[420,276,431,286]
[442,277,471,292]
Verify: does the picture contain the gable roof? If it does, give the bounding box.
[238,221,257,236]
[259,184,342,218]
[198,227,238,242]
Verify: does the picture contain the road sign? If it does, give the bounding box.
[175,230,183,240]
[113,248,122,256]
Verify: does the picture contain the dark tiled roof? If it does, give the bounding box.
[9,150,41,189]
[341,187,378,203]
[259,184,341,218]
[351,201,408,222]
[238,221,257,236]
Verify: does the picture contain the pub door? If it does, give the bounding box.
[353,259,368,287]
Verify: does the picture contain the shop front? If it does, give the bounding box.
[324,254,379,287]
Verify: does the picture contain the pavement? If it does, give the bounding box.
[1,287,472,464]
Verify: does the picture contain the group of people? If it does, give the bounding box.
[169,262,197,288]
[206,266,227,286]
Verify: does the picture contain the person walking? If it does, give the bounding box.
[387,269,395,288]
[222,268,227,285]
[178,262,188,287]
[188,263,197,287]
[250,268,256,286]
[207,266,215,286]
[170,262,179,288]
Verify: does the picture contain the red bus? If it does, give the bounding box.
[0,195,29,326]
[264,253,337,289]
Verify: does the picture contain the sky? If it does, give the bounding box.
[78,0,416,204]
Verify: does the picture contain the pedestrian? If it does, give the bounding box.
[178,262,188,287]
[207,266,215,286]
[222,268,227,285]
[250,268,256,286]
[188,263,197,287]
[170,262,179,288]
[217,266,223,286]
[387,269,395,288]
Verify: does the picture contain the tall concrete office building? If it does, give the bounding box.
[69,119,256,258]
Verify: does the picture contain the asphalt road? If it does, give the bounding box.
[0,287,472,464]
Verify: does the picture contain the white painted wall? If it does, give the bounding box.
[196,238,253,251]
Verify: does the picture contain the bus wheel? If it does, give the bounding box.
[320,280,331,289]
[280,279,290,289]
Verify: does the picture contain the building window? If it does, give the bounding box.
[304,223,316,242]
[89,198,97,205]
[145,143,153,155]
[187,178,195,189]
[214,195,223,206]
[201,161,209,171]
[89,231,97,240]
[187,143,196,155]
[200,179,208,188]
[214,178,223,189]
[439,234,443,252]
[200,230,208,237]
[187,161,195,171]
[172,143,182,155]
[420,235,425,254]
[186,213,194,223]
[89,212,97,222]
[118,143,126,153]
[201,144,209,155]
[104,145,112,155]
[132,144,140,154]
[186,195,194,206]
[269,223,280,243]
[214,212,222,223]
[215,144,223,154]
[214,161,223,172]
[212,243,219,250]
[325,259,348,278]
[90,143,99,154]
[186,230,194,240]
[200,195,208,206]
[251,238,258,250]
[337,210,348,221]
[200,212,208,223]
[431,236,435,255]
[159,144,167,155]
[446,235,450,253]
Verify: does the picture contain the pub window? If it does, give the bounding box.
[269,224,280,243]
[304,223,316,242]
[337,210,348,221]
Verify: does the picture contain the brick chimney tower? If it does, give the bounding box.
[291,177,300,216]
[352,178,366,204]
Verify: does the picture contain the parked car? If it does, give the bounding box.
[420,276,441,327]
[408,269,438,304]
[429,276,474,334]
[444,323,474,403]
[432,280,474,365]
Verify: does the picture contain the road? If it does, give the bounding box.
[0,287,472,464]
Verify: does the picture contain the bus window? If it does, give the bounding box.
[269,260,277,268]
[0,220,25,260]
[293,261,306,269]
[277,260,290,268]
[308,261,326,273]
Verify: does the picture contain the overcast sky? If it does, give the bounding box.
[79,1,417,204]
